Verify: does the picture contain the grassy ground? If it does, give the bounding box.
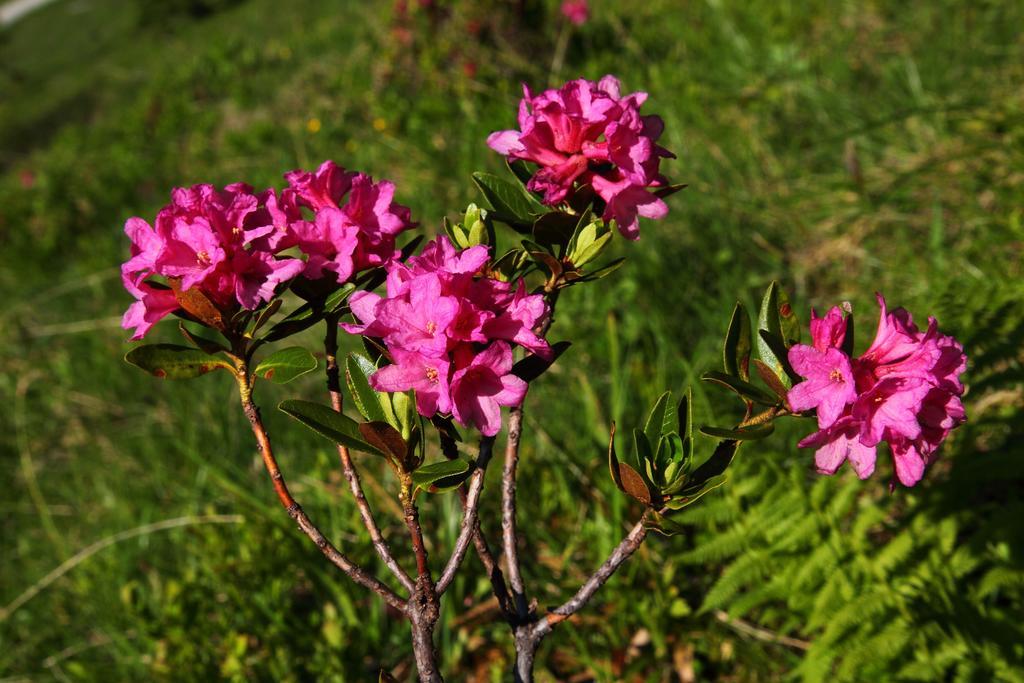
[2,0,1022,680]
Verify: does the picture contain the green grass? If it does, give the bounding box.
[2,0,1023,680]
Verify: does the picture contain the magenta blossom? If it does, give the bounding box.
[788,295,967,487]
[451,342,528,437]
[120,183,306,339]
[487,75,675,240]
[343,236,550,435]
[560,0,589,25]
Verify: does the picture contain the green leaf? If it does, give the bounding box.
[777,287,800,344]
[664,474,729,510]
[411,459,473,493]
[512,341,571,382]
[250,298,283,333]
[723,302,752,380]
[125,344,233,380]
[841,310,856,358]
[758,330,801,386]
[644,391,675,449]
[687,440,739,490]
[653,183,688,199]
[177,322,227,355]
[699,423,775,441]
[756,282,783,367]
[260,302,325,342]
[678,387,694,464]
[533,211,578,247]
[254,347,317,384]
[507,159,534,185]
[278,399,383,457]
[345,353,389,423]
[572,230,612,268]
[576,257,625,283]
[324,282,357,313]
[701,370,779,406]
[472,172,543,227]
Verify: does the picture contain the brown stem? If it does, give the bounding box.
[438,425,514,616]
[401,482,442,681]
[509,514,652,681]
[235,371,407,613]
[324,319,415,593]
[436,437,495,594]
[502,405,530,620]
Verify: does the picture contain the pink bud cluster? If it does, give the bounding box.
[487,75,675,240]
[343,236,552,436]
[121,161,415,339]
[787,295,967,487]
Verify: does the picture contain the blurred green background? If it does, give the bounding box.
[2,0,1023,680]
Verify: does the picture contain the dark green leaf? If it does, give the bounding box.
[841,310,855,358]
[644,391,675,448]
[653,183,688,199]
[699,423,775,441]
[723,302,752,380]
[324,282,357,313]
[254,347,318,384]
[664,474,729,510]
[701,370,779,406]
[677,387,694,463]
[777,287,800,344]
[756,281,785,377]
[532,211,578,247]
[278,400,383,456]
[250,298,283,333]
[576,257,626,283]
[687,440,739,489]
[472,172,543,227]
[758,330,801,386]
[125,344,233,380]
[345,353,389,423]
[512,341,572,382]
[177,322,227,355]
[507,158,534,185]
[411,459,473,493]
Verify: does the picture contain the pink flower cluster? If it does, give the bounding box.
[121,162,414,340]
[343,236,552,437]
[787,295,967,487]
[487,75,674,240]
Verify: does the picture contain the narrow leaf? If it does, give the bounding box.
[345,353,389,423]
[699,423,775,441]
[512,341,571,382]
[701,370,779,406]
[643,391,675,448]
[254,347,317,384]
[723,302,752,380]
[125,344,233,380]
[278,399,383,457]
[411,459,473,493]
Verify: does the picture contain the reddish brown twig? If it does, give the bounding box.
[235,371,407,613]
[324,319,415,593]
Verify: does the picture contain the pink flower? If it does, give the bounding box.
[285,160,356,211]
[787,346,857,429]
[341,236,551,435]
[370,348,453,416]
[289,207,359,282]
[450,342,528,437]
[788,295,967,487]
[560,0,589,25]
[487,76,675,239]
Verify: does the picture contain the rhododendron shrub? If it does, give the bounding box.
[120,76,967,682]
